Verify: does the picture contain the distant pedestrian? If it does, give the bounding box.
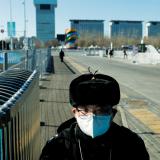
[59,49,65,62]
[105,48,108,57]
[123,49,128,59]
[109,49,114,58]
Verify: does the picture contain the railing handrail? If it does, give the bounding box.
[0,47,53,77]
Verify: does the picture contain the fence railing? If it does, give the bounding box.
[0,47,54,159]
[0,47,54,77]
[0,69,40,160]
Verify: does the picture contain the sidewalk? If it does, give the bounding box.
[39,56,75,150]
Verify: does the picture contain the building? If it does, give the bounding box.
[146,21,160,37]
[70,19,104,38]
[109,20,143,39]
[33,0,57,42]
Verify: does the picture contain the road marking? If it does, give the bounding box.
[117,106,129,128]
[128,108,160,133]
[66,56,128,98]
[65,57,87,73]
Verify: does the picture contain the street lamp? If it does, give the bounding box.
[22,0,27,38]
[9,0,13,50]
[0,27,5,50]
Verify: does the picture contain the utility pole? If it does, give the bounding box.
[0,27,5,50]
[23,0,27,38]
[22,0,29,51]
[9,0,13,50]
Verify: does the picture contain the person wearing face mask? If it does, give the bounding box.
[40,73,149,160]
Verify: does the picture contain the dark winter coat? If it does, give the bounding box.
[40,118,149,160]
[59,50,64,58]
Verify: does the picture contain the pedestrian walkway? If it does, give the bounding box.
[39,56,75,150]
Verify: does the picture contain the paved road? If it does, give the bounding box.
[66,54,160,106]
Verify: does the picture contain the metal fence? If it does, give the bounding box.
[0,47,54,77]
[0,69,40,160]
[0,48,54,160]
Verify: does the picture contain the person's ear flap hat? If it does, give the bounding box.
[69,73,120,107]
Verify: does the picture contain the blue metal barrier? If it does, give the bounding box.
[46,47,54,73]
[0,47,54,76]
[0,48,54,159]
[0,69,40,160]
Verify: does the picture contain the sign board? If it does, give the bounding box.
[0,29,4,33]
[57,34,65,41]
[7,21,16,37]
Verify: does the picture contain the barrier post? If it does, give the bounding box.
[3,52,8,71]
[25,50,29,70]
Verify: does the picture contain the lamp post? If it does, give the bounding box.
[9,0,13,50]
[1,28,4,50]
[22,0,27,38]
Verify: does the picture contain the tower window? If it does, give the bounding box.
[40,4,51,10]
[152,22,157,25]
[114,21,119,24]
[74,21,79,24]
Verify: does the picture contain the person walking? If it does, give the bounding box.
[59,49,65,62]
[109,49,114,58]
[40,72,149,160]
[105,48,108,58]
[123,49,128,59]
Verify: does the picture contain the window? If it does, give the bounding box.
[40,4,51,10]
[74,20,79,24]
[114,21,119,24]
[152,22,157,25]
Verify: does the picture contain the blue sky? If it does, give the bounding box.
[0,0,159,38]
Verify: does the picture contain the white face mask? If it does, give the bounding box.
[76,114,112,138]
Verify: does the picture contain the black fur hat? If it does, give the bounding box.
[69,73,120,107]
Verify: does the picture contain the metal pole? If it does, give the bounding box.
[25,50,29,70]
[23,0,27,38]
[2,40,4,51]
[0,27,4,50]
[9,0,12,23]
[31,49,36,71]
[9,0,13,50]
[1,35,4,51]
[3,52,8,71]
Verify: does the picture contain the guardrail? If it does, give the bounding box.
[0,69,40,160]
[0,47,54,77]
[0,47,54,159]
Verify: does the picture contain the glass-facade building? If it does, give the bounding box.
[146,21,160,37]
[33,0,57,42]
[109,20,143,38]
[70,19,104,38]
